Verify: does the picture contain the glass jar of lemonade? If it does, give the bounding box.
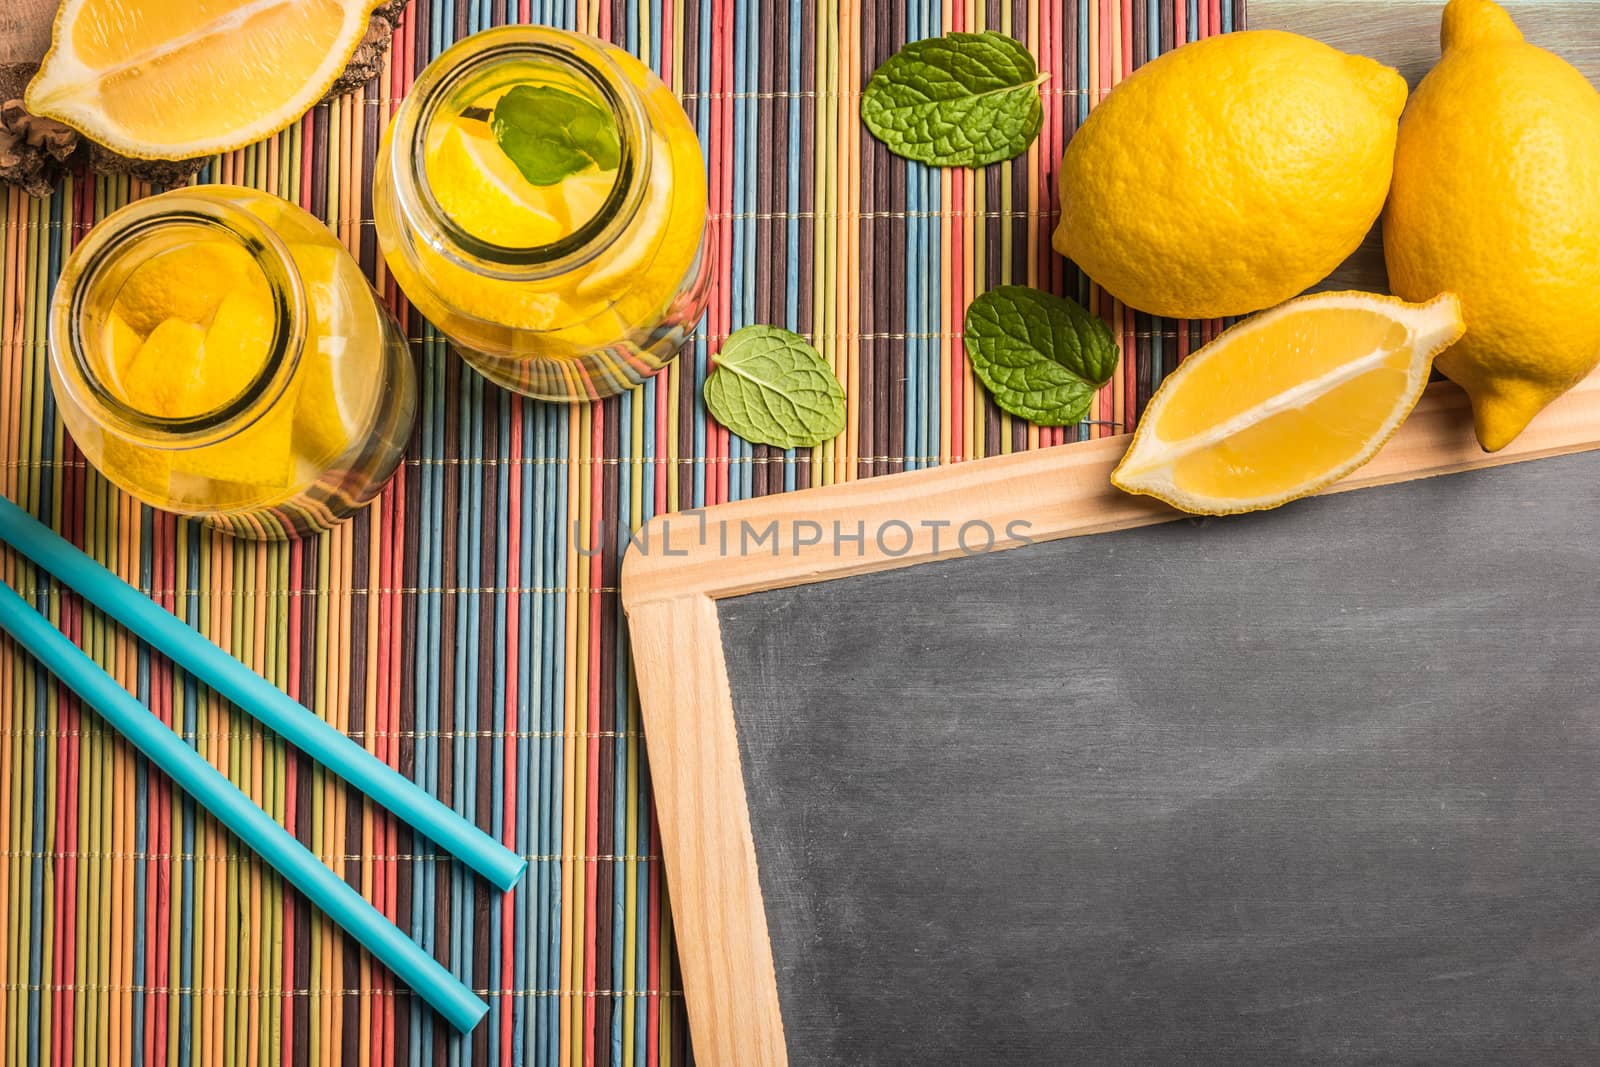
[49,186,417,540]
[373,26,713,401]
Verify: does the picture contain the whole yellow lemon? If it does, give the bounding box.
[1053,31,1406,320]
[1383,0,1600,452]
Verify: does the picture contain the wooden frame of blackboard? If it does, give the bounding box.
[620,371,1600,1067]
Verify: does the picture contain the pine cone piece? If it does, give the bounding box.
[0,93,79,197]
[85,142,207,188]
[324,0,411,100]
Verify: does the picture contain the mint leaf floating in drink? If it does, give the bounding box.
[486,85,621,186]
[704,326,847,449]
[963,286,1120,426]
[861,31,1047,166]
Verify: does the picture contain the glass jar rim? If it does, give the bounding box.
[392,25,654,283]
[49,189,307,451]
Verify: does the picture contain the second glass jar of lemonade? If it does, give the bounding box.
[48,186,416,539]
[374,26,713,401]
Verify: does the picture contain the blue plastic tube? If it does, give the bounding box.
[0,494,524,893]
[0,577,488,1032]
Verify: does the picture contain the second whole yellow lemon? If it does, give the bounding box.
[1054,31,1406,320]
[1383,0,1600,452]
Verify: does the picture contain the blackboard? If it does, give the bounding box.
[620,374,1600,1066]
[720,449,1600,1065]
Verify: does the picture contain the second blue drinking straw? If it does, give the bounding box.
[0,577,488,1032]
[0,494,524,892]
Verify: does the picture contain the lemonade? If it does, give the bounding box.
[49,186,416,539]
[374,26,712,400]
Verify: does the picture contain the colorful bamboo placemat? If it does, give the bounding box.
[0,0,1243,1062]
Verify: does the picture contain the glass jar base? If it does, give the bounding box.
[200,326,416,539]
[196,434,410,539]
[444,228,717,402]
[449,336,686,401]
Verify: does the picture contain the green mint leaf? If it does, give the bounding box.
[962,286,1121,426]
[860,30,1046,167]
[704,326,847,449]
[490,85,621,186]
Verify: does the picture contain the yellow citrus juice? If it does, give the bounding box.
[374,26,713,400]
[49,186,416,539]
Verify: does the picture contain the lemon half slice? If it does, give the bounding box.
[423,122,567,248]
[25,0,382,160]
[1112,291,1465,515]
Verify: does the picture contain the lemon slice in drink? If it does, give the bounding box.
[190,288,278,413]
[114,266,295,489]
[101,436,173,500]
[102,310,143,386]
[287,242,366,464]
[575,135,671,298]
[115,241,260,334]
[424,122,566,248]
[116,273,276,419]
[578,122,707,317]
[1112,291,1465,514]
[118,318,207,417]
[556,169,617,232]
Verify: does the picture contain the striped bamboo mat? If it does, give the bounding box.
[0,0,1244,1062]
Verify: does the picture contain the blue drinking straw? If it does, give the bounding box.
[0,576,487,1032]
[0,495,524,892]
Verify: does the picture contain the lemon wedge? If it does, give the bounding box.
[424,122,566,248]
[111,265,293,488]
[582,122,708,319]
[574,136,670,298]
[191,287,277,412]
[114,241,261,335]
[238,193,301,237]
[553,168,617,233]
[101,436,173,500]
[118,319,207,418]
[115,267,275,419]
[287,242,360,463]
[102,310,143,387]
[1112,291,1466,514]
[170,401,297,491]
[25,0,382,160]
